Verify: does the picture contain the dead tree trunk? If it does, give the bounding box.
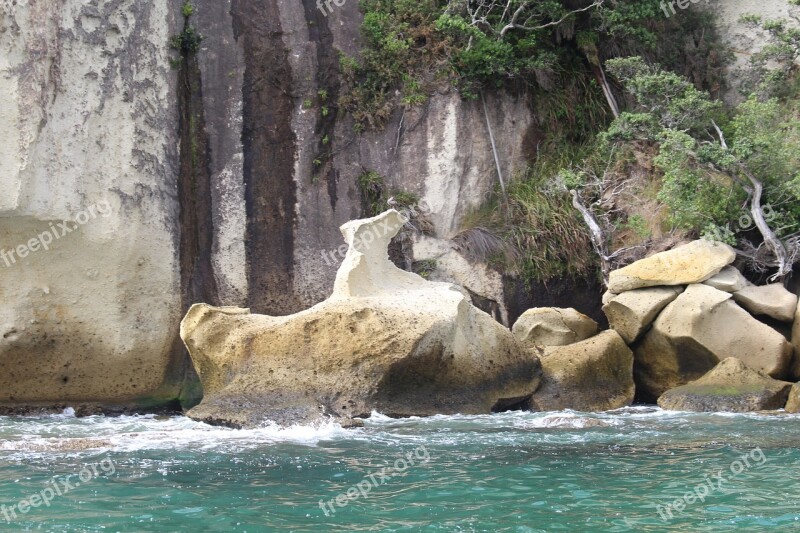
[713,124,790,282]
[570,189,611,285]
[739,165,791,281]
[481,91,506,197]
[591,64,620,119]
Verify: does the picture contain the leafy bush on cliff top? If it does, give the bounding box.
[340,0,718,133]
[567,54,800,265]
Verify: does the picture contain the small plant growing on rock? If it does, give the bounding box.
[169,2,202,64]
[413,259,438,279]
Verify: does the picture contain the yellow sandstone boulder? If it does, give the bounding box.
[528,330,635,412]
[512,308,599,348]
[608,240,735,293]
[658,358,793,413]
[181,210,541,427]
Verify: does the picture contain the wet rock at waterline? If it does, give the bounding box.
[732,284,798,323]
[785,383,800,413]
[512,307,599,348]
[528,331,635,412]
[180,211,540,428]
[608,240,735,293]
[602,286,683,344]
[633,284,793,401]
[657,358,793,413]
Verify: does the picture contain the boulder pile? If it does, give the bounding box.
[657,358,793,412]
[527,330,635,412]
[512,239,799,414]
[602,239,798,412]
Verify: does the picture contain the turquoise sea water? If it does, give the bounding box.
[0,408,799,532]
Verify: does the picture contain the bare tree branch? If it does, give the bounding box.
[712,119,792,281]
[597,64,619,118]
[499,1,604,38]
[482,91,506,196]
[738,164,791,281]
[571,188,611,284]
[712,120,728,149]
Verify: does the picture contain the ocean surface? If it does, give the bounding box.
[0,407,798,532]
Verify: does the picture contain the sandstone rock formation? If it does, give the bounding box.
[528,331,634,412]
[707,0,800,105]
[181,211,540,427]
[0,0,789,414]
[512,308,599,348]
[657,358,793,412]
[411,235,510,325]
[608,240,735,293]
[702,266,751,293]
[602,286,683,344]
[0,0,544,411]
[732,284,798,322]
[185,1,540,316]
[634,284,793,401]
[0,1,187,407]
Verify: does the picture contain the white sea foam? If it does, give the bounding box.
[0,415,360,458]
[0,407,795,460]
[513,413,614,430]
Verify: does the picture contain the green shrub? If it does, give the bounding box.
[340,0,709,132]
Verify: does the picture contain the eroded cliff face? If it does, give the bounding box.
[0,0,534,408]
[0,1,183,406]
[193,0,535,316]
[706,0,800,103]
[4,0,778,409]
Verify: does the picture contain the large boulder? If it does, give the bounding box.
[785,383,800,413]
[634,284,793,401]
[602,286,683,344]
[657,358,793,412]
[608,240,735,293]
[512,308,599,347]
[702,266,751,293]
[180,210,541,427]
[732,284,798,322]
[528,331,635,412]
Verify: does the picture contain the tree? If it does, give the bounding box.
[567,56,800,282]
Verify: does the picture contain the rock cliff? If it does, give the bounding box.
[0,0,792,410]
[0,0,534,408]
